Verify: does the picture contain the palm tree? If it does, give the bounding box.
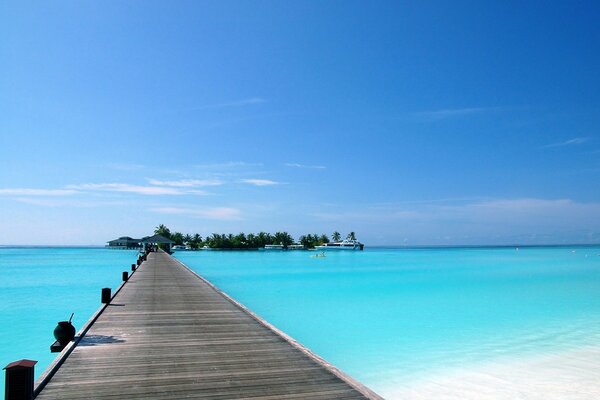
[247,233,257,248]
[154,224,171,239]
[274,232,294,246]
[257,232,272,247]
[207,233,221,248]
[233,232,247,248]
[299,235,309,247]
[347,231,356,241]
[171,232,184,245]
[332,231,341,242]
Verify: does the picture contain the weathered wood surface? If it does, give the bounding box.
[36,251,380,399]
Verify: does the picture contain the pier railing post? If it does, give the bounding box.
[101,288,111,304]
[131,263,136,272]
[122,271,128,282]
[4,359,37,400]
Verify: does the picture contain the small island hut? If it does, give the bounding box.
[106,236,142,249]
[141,234,175,253]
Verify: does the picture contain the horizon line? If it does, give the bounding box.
[1,243,599,249]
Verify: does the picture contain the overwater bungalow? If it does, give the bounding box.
[107,234,176,253]
[141,234,175,253]
[106,236,142,249]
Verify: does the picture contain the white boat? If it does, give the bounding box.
[262,244,285,250]
[315,239,364,251]
[172,245,187,251]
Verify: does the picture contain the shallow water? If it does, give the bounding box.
[1,246,599,398]
[175,247,600,398]
[0,247,137,389]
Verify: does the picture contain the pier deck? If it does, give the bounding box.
[35,251,379,399]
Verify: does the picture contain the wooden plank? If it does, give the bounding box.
[35,250,381,399]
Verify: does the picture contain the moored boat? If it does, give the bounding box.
[315,239,364,251]
[262,244,285,250]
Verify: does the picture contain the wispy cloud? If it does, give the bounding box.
[312,197,587,221]
[149,206,241,220]
[14,198,128,208]
[309,197,600,244]
[543,137,591,148]
[0,188,77,196]
[0,181,215,200]
[240,179,282,186]
[313,197,600,225]
[414,107,492,120]
[66,183,207,196]
[468,198,573,210]
[285,163,326,169]
[147,179,223,187]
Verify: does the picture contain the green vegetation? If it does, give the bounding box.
[153,225,355,250]
[154,224,171,238]
[298,234,330,249]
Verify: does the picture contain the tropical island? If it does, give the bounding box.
[108,224,360,251]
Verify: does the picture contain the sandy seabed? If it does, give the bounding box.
[380,345,600,400]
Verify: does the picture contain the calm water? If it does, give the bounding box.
[176,247,600,397]
[1,247,599,398]
[0,247,137,389]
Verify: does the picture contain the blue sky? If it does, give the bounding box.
[1,1,599,245]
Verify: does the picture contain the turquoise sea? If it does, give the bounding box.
[0,247,138,390]
[175,247,600,397]
[1,246,599,398]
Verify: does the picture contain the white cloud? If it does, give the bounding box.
[0,188,77,196]
[285,163,326,169]
[150,206,241,220]
[240,179,282,186]
[468,198,573,212]
[310,197,600,245]
[0,181,214,200]
[148,179,223,187]
[66,183,205,196]
[543,137,590,148]
[14,198,127,207]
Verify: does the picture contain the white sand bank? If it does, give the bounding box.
[381,345,600,399]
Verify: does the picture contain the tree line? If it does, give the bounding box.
[154,224,357,250]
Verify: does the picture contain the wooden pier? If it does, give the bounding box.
[34,250,381,399]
